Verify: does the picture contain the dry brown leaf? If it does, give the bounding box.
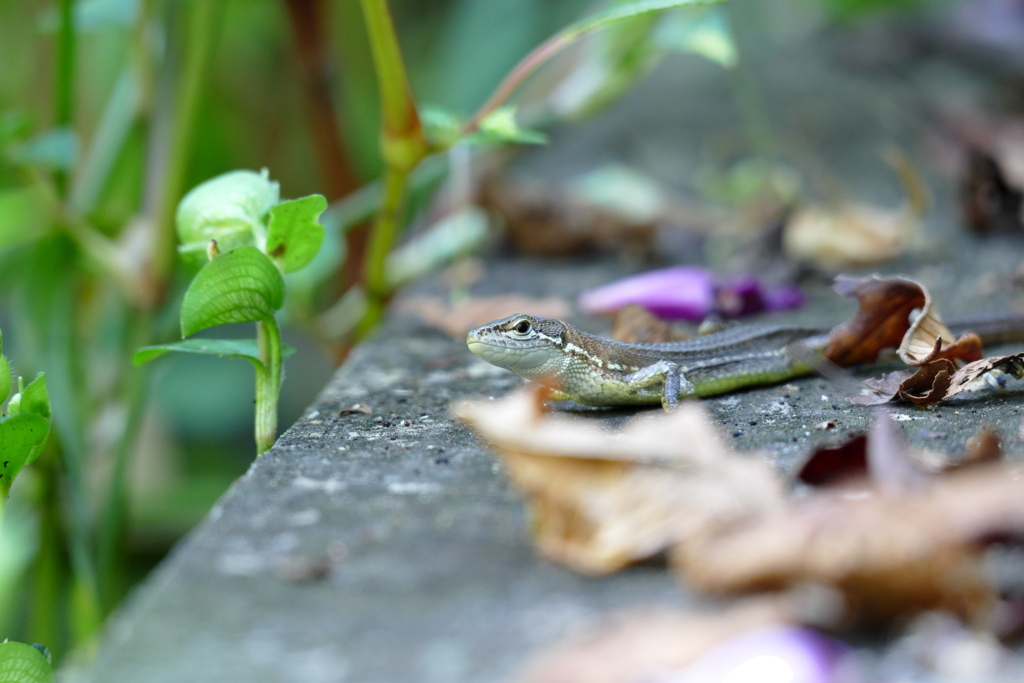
[452,388,785,575]
[478,176,656,258]
[796,416,983,487]
[338,404,373,416]
[674,462,1024,625]
[826,275,979,367]
[855,352,1024,407]
[962,148,1024,235]
[783,203,916,268]
[512,600,792,683]
[397,294,571,340]
[960,426,1002,470]
[945,353,1024,397]
[609,304,691,344]
[794,435,868,487]
[783,151,927,269]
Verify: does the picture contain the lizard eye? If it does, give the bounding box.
[514,319,531,334]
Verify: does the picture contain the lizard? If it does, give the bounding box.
[465,313,1024,410]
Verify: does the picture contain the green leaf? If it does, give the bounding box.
[7,374,51,423]
[467,0,727,139]
[180,246,285,337]
[265,195,327,274]
[654,7,736,67]
[175,170,280,258]
[561,0,727,40]
[0,357,10,407]
[0,185,54,250]
[0,414,50,497]
[133,339,295,368]
[9,127,78,172]
[0,641,54,683]
[470,107,547,146]
[420,106,463,149]
[548,3,664,119]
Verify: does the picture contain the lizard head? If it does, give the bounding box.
[466,314,567,376]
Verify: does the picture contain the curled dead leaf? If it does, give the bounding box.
[452,388,784,574]
[854,352,1024,407]
[826,275,978,367]
[674,463,1024,625]
[678,416,1024,625]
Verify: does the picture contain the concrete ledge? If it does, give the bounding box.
[85,250,1024,683]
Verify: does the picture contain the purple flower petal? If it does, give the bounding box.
[657,625,853,683]
[578,267,715,320]
[762,284,806,312]
[579,267,805,321]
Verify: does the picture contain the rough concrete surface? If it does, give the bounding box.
[84,247,1024,683]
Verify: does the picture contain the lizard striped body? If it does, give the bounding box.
[466,314,828,409]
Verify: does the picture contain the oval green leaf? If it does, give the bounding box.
[175,169,280,256]
[7,373,51,423]
[181,246,285,337]
[265,195,327,273]
[0,641,54,683]
[0,413,50,497]
[134,339,295,368]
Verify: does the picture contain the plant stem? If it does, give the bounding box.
[254,318,282,454]
[283,0,360,199]
[54,0,76,198]
[462,0,728,137]
[69,64,141,215]
[29,464,62,652]
[148,0,219,290]
[359,0,426,171]
[462,32,570,136]
[358,165,407,337]
[357,0,427,338]
[97,311,150,611]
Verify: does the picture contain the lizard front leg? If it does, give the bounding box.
[624,360,695,410]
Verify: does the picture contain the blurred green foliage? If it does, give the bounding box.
[0,0,935,669]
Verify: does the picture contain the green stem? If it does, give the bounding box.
[255,318,282,454]
[462,31,571,136]
[69,64,142,215]
[462,0,728,137]
[359,0,426,171]
[358,166,408,337]
[54,0,76,198]
[149,0,219,287]
[28,465,62,652]
[97,311,151,611]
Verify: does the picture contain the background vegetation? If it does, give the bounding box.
[0,0,941,669]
